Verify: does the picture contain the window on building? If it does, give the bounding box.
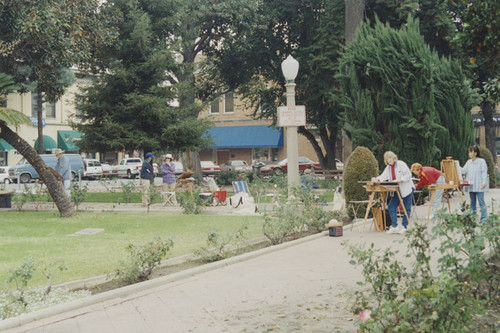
[224,92,234,113]
[46,102,56,118]
[0,152,6,166]
[210,98,220,114]
[253,148,269,161]
[272,148,279,161]
[1,99,6,108]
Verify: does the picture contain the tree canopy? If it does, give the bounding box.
[0,0,116,101]
[0,0,117,152]
[76,0,259,160]
[75,0,209,154]
[338,17,478,166]
[450,0,500,163]
[203,0,346,169]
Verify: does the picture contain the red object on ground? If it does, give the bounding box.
[214,191,227,203]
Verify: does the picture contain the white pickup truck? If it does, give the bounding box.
[115,158,143,179]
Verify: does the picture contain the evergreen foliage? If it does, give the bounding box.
[478,146,497,188]
[338,17,478,167]
[364,0,456,57]
[343,147,379,219]
[74,0,211,153]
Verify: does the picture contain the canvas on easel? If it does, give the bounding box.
[427,157,465,224]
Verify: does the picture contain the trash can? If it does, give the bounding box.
[0,191,12,208]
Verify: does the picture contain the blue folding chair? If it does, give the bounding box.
[232,181,250,195]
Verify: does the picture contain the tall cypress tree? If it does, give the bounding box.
[338,17,478,167]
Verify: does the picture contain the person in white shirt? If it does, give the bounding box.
[461,145,489,222]
[373,151,415,234]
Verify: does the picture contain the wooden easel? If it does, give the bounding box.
[173,171,194,197]
[427,157,465,224]
[360,181,411,232]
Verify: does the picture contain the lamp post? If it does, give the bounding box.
[281,55,300,188]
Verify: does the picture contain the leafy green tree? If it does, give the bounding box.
[0,0,115,217]
[338,17,478,166]
[0,73,75,217]
[76,0,258,178]
[204,0,345,170]
[75,0,212,159]
[164,0,259,175]
[450,0,500,164]
[0,0,116,153]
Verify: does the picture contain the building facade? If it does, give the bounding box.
[198,93,328,166]
[0,78,86,167]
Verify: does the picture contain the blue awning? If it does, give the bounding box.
[205,125,283,148]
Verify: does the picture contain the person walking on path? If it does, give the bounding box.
[161,154,176,191]
[410,163,445,219]
[54,148,71,197]
[461,145,489,222]
[373,151,415,234]
[140,152,155,206]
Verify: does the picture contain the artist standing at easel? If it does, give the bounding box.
[373,151,415,234]
[461,145,489,222]
[54,148,71,197]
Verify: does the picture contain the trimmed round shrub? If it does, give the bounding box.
[343,146,379,219]
[478,146,497,188]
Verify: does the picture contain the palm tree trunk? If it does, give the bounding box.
[0,122,75,217]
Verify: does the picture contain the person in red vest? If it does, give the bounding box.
[410,163,445,219]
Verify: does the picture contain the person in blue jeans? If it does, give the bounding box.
[373,151,415,234]
[461,145,489,222]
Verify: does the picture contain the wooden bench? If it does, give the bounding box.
[313,169,343,180]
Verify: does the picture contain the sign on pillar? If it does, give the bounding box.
[277,106,306,127]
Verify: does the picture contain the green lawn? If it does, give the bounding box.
[0,211,264,287]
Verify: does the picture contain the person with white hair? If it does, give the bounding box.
[373,151,415,234]
[300,168,319,191]
[54,148,71,197]
[161,154,176,192]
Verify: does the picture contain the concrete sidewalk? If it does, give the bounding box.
[2,189,499,333]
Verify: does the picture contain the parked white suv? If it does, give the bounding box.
[115,158,143,179]
[83,159,104,179]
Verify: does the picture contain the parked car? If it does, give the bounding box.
[153,163,159,177]
[171,161,184,175]
[115,158,143,179]
[220,160,252,173]
[0,166,10,184]
[9,154,84,183]
[101,163,119,177]
[200,161,220,176]
[259,157,322,175]
[82,159,103,179]
[252,160,275,172]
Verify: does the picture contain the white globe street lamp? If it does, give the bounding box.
[281,55,300,187]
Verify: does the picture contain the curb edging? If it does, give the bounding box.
[0,231,328,331]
